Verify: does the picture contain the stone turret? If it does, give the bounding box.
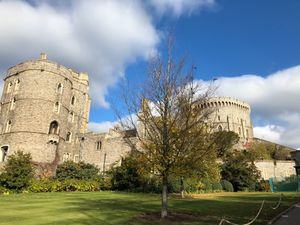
[0,54,90,165]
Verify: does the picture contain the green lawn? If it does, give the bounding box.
[0,191,299,225]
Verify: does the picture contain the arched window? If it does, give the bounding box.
[71,96,76,105]
[5,120,12,133]
[6,82,12,93]
[54,102,60,113]
[68,112,74,123]
[49,121,59,135]
[66,132,72,142]
[14,79,20,91]
[0,146,8,162]
[56,83,63,94]
[96,141,102,150]
[63,152,71,162]
[218,125,222,132]
[218,115,221,121]
[10,98,16,110]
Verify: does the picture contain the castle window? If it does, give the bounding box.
[68,112,74,123]
[56,83,63,94]
[238,127,241,135]
[218,115,221,121]
[14,79,20,91]
[49,121,59,135]
[218,125,222,132]
[96,141,102,150]
[5,120,12,133]
[6,82,12,93]
[10,98,16,110]
[63,152,71,162]
[66,132,72,142]
[54,102,60,113]
[74,154,79,163]
[0,146,8,162]
[71,96,76,105]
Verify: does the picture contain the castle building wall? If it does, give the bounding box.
[200,97,253,146]
[80,129,133,172]
[255,160,296,180]
[0,54,90,165]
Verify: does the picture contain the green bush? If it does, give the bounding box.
[0,151,34,191]
[221,180,234,192]
[212,182,223,191]
[56,161,100,181]
[28,179,100,192]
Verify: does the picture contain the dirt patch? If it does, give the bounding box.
[136,212,196,222]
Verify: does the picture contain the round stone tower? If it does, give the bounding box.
[199,96,253,143]
[0,53,90,165]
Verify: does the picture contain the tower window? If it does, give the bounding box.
[0,146,8,162]
[218,115,221,121]
[71,96,76,105]
[68,112,74,123]
[6,82,12,93]
[54,102,60,113]
[74,154,79,163]
[49,121,59,135]
[14,79,20,91]
[5,120,12,133]
[238,127,241,135]
[10,98,16,110]
[66,132,72,142]
[218,125,222,132]
[63,152,71,162]
[96,141,102,150]
[56,83,63,94]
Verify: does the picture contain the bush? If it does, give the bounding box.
[0,151,34,191]
[28,179,100,192]
[56,161,100,181]
[221,180,234,192]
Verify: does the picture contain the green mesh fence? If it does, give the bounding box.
[269,176,300,192]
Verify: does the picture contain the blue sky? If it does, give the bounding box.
[0,0,299,148]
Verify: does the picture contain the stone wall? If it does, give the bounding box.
[255,160,296,180]
[0,53,90,165]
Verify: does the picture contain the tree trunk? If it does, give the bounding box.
[180,177,185,198]
[161,174,168,218]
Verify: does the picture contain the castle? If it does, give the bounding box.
[0,54,295,179]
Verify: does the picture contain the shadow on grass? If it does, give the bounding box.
[1,192,299,225]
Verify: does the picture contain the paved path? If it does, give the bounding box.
[272,204,300,225]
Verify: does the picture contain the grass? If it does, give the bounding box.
[0,191,299,225]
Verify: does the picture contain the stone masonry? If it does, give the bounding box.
[0,54,294,179]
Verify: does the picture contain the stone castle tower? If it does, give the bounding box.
[0,55,254,172]
[201,96,253,143]
[0,53,91,165]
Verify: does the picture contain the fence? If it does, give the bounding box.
[269,176,300,192]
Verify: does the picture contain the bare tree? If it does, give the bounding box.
[115,38,217,218]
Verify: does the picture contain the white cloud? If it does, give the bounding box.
[148,0,216,17]
[253,125,284,143]
[0,0,216,107]
[0,0,159,107]
[88,113,137,133]
[213,65,300,148]
[88,121,117,133]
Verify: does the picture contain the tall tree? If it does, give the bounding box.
[116,38,216,218]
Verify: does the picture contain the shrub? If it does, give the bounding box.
[56,161,100,181]
[0,151,34,191]
[28,179,100,192]
[221,180,234,192]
